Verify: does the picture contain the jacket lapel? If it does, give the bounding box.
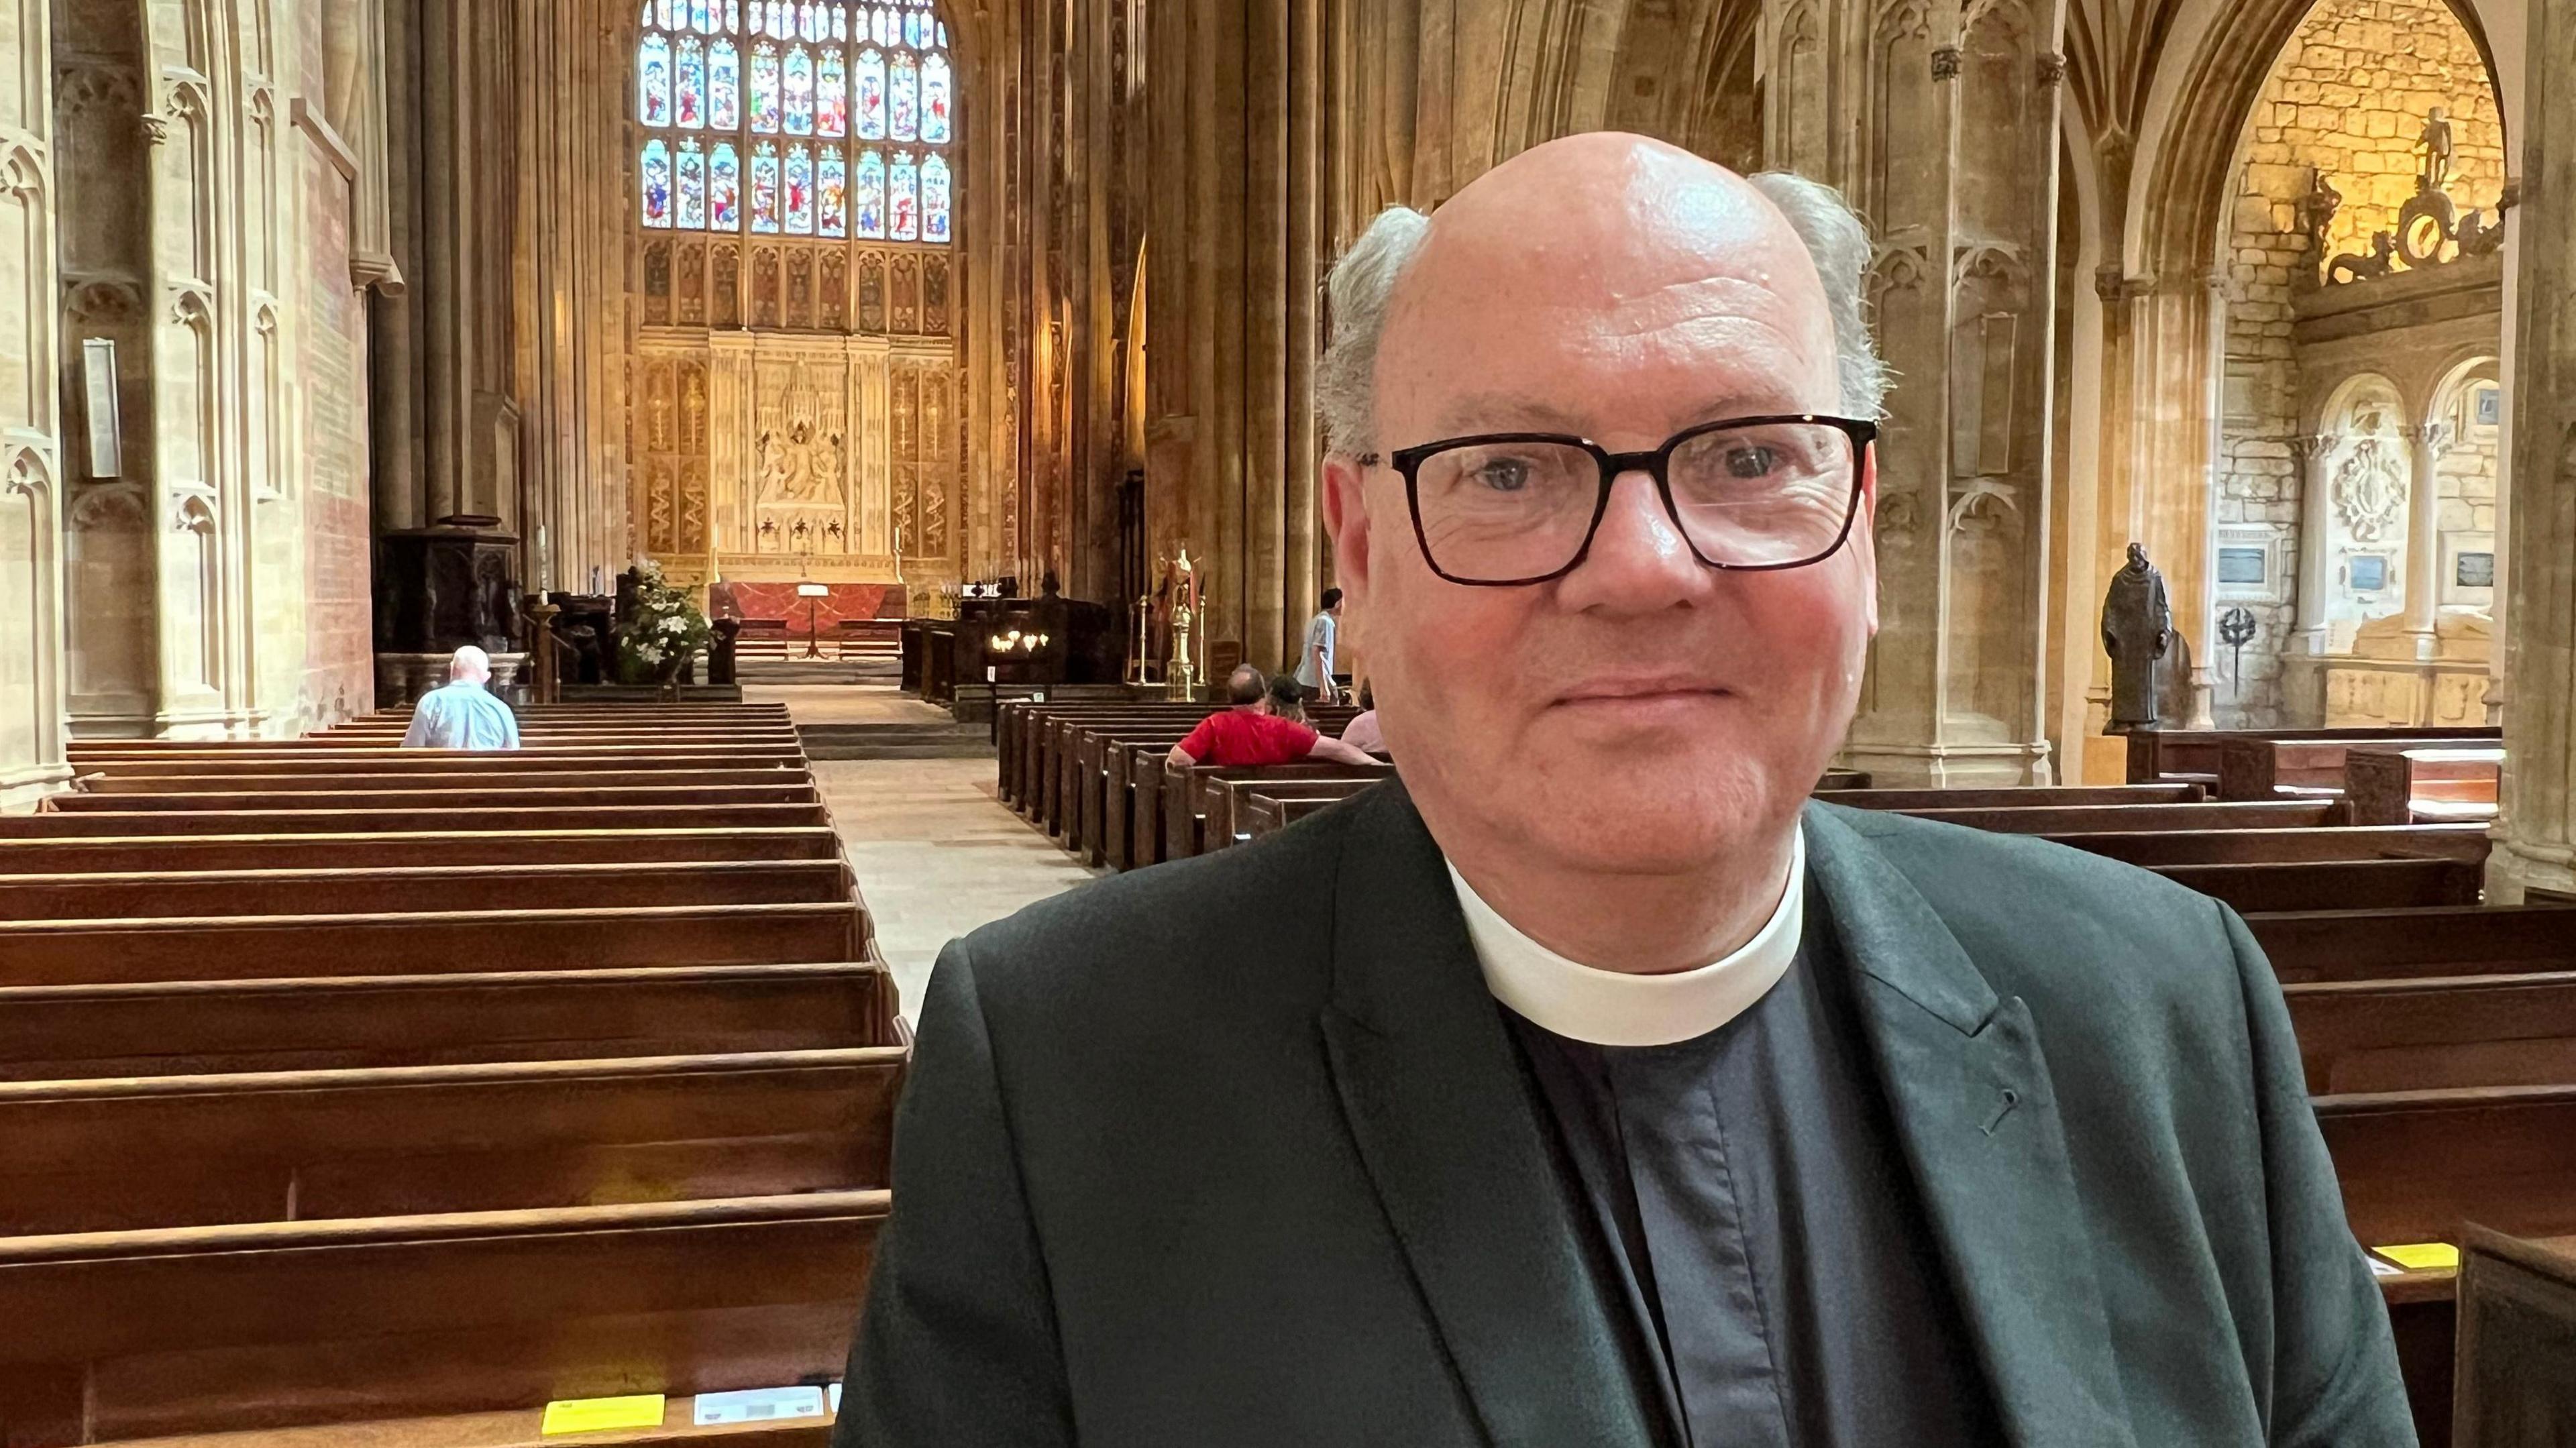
[1318,783,1662,1448]
[1803,802,2139,1448]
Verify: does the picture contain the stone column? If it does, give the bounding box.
[1829,3,2067,785]
[2491,0,2576,901]
[2400,421,2448,655]
[0,0,72,803]
[2291,431,2337,653]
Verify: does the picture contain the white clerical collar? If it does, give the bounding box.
[1447,826,1805,1048]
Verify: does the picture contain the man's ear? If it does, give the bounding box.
[1320,453,1374,606]
[1857,443,1881,637]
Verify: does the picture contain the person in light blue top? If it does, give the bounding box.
[400,645,522,750]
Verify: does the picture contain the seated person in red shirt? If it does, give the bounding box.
[1167,665,1378,770]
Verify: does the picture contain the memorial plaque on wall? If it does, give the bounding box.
[2217,547,2267,586]
[2349,555,2387,592]
[82,338,120,478]
[2456,551,2495,588]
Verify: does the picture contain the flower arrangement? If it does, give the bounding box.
[618,559,714,683]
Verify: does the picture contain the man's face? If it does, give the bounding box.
[1323,139,1877,877]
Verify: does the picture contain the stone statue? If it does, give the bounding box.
[2100,541,2173,734]
[2326,231,2398,284]
[2417,107,2454,195]
[1166,547,1200,701]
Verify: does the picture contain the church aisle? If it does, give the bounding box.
[802,746,1101,1019]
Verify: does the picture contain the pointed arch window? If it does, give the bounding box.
[633,0,955,247]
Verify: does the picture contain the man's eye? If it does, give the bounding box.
[1724,446,1778,478]
[1472,460,1532,492]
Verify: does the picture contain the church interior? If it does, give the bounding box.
[1,0,2575,1439]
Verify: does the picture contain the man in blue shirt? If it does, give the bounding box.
[400,646,522,750]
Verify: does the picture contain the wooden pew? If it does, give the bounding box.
[2126,724,2499,786]
[72,767,812,794]
[1890,799,2345,834]
[0,858,854,919]
[2041,823,2489,868]
[1070,713,1356,861]
[1050,708,1356,842]
[2249,906,2576,984]
[2288,973,2576,1093]
[2320,1083,2576,1247]
[0,901,869,986]
[0,802,832,836]
[0,1190,883,1445]
[2451,1226,2576,1448]
[1216,777,1387,848]
[0,962,896,1080]
[2347,747,2506,827]
[1164,761,1397,861]
[2155,856,2482,911]
[2217,735,2491,802]
[0,826,843,874]
[44,783,822,813]
[0,1047,904,1235]
[1813,783,2207,810]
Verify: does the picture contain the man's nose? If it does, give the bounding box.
[1554,467,1707,612]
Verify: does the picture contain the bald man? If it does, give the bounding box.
[400,646,521,750]
[839,137,2412,1447]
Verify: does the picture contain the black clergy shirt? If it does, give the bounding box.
[1501,879,2002,1448]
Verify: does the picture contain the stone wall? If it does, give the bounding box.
[2214,0,2502,726]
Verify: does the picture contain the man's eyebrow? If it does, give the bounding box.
[1421,390,1814,439]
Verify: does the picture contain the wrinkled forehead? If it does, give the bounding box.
[1377,180,1837,440]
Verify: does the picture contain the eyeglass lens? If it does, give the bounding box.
[1411,419,1859,581]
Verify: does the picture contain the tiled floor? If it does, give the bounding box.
[763,685,1102,1020]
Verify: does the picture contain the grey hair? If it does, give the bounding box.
[1315,170,1888,456]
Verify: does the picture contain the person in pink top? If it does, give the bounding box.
[1339,683,1385,755]
[1167,665,1377,770]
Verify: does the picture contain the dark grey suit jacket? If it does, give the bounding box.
[837,783,2415,1447]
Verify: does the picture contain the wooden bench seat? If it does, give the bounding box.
[1165,761,1396,860]
[2288,973,2576,1093]
[0,1190,883,1445]
[2249,905,2576,983]
[0,802,832,836]
[1214,777,1385,848]
[0,962,896,1080]
[0,1047,904,1234]
[0,826,843,874]
[0,902,868,986]
[0,858,854,919]
[2125,725,2498,785]
[2319,1082,2576,1246]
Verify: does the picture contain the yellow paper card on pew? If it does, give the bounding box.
[541,1394,667,1435]
[2371,1242,2461,1272]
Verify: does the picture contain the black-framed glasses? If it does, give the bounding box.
[1359,414,1877,587]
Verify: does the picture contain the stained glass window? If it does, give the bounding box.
[676,38,704,127]
[855,48,885,138]
[677,140,707,228]
[786,145,816,233]
[641,139,673,226]
[710,39,739,129]
[636,0,953,257]
[854,148,885,237]
[819,147,849,236]
[750,142,781,231]
[920,152,949,243]
[639,33,672,125]
[784,46,814,134]
[920,51,949,144]
[710,142,741,229]
[749,43,781,131]
[817,50,848,136]
[888,52,917,141]
[888,148,918,241]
